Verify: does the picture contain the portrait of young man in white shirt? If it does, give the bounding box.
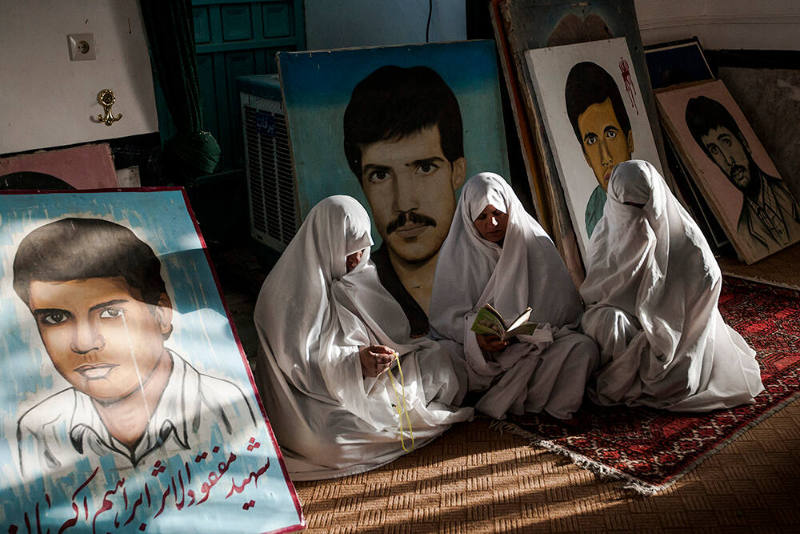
[13,217,257,478]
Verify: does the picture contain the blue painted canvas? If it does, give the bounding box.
[277,40,510,334]
[0,189,303,533]
[278,40,510,229]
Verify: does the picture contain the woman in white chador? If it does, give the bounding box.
[429,172,598,420]
[580,160,764,411]
[253,195,472,480]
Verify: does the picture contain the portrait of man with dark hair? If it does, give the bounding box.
[526,38,663,262]
[13,217,257,478]
[565,61,635,238]
[343,65,466,335]
[685,95,800,251]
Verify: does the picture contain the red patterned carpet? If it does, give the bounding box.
[497,278,800,494]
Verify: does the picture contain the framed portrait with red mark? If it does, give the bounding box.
[525,37,663,263]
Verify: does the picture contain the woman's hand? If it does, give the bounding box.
[476,333,508,353]
[359,345,397,377]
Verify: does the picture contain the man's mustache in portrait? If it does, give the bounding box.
[730,164,747,179]
[386,211,438,235]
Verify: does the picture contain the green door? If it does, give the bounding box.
[152,0,305,241]
[154,0,305,173]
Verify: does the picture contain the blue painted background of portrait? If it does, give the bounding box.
[0,190,302,533]
[278,39,510,248]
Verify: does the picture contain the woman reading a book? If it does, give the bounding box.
[253,195,472,480]
[429,173,598,420]
[580,160,763,411]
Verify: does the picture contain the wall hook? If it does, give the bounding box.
[95,89,123,126]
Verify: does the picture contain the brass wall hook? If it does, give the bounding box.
[95,89,123,126]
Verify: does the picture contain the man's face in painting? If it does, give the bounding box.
[359,124,466,263]
[26,276,172,403]
[699,125,753,191]
[577,97,634,191]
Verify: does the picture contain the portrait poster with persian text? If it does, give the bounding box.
[0,189,303,533]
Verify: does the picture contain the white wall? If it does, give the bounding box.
[1,1,796,157]
[0,0,157,155]
[636,0,800,50]
[304,0,466,50]
[304,0,799,53]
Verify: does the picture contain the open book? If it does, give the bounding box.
[470,304,537,342]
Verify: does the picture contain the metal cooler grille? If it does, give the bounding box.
[242,95,297,249]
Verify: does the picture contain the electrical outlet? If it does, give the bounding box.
[67,33,95,61]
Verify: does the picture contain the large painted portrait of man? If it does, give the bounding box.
[564,60,636,239]
[657,80,800,263]
[525,37,662,260]
[278,41,509,336]
[0,190,302,533]
[493,0,667,283]
[342,65,466,334]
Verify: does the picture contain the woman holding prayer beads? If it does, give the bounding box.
[253,195,472,480]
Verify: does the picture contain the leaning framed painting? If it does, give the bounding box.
[492,0,667,283]
[0,144,120,190]
[0,189,303,533]
[643,37,714,91]
[656,80,800,264]
[525,37,663,261]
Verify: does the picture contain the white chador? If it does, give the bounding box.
[429,173,598,420]
[580,160,764,411]
[253,196,473,480]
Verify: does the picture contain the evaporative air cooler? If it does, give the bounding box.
[237,74,298,251]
